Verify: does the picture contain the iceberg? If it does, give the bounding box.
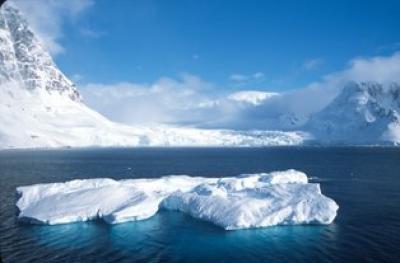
[16,170,338,230]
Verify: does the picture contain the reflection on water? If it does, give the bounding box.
[26,222,102,249]
[20,212,338,262]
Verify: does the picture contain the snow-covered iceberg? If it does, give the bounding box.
[16,170,338,230]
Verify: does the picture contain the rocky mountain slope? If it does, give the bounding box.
[306,81,400,145]
[0,3,306,149]
[1,2,399,148]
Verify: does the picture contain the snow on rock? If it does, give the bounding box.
[0,80,308,148]
[0,3,307,149]
[306,81,400,145]
[2,4,400,147]
[16,170,339,230]
[0,3,80,100]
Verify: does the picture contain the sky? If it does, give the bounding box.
[10,0,400,129]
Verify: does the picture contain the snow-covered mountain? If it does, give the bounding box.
[306,81,400,145]
[0,2,80,101]
[0,3,307,149]
[2,2,399,149]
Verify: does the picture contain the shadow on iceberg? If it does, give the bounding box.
[16,170,338,230]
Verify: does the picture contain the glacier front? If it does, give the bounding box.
[16,170,338,230]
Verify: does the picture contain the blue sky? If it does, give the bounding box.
[13,0,400,127]
[32,0,400,91]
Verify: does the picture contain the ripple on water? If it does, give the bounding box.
[1,147,400,262]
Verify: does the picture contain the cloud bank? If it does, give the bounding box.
[11,0,400,130]
[12,0,94,55]
[81,52,400,130]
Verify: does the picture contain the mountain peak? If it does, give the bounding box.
[306,81,400,144]
[0,2,81,101]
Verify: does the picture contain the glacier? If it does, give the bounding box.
[0,81,308,149]
[0,3,308,149]
[2,3,399,148]
[16,170,339,230]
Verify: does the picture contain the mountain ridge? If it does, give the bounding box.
[1,2,399,148]
[306,81,400,144]
[0,2,307,149]
[0,2,80,101]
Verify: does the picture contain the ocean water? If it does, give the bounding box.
[1,147,400,263]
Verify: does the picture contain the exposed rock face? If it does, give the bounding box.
[1,2,399,147]
[306,81,400,144]
[0,3,80,101]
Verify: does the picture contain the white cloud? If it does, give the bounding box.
[79,28,106,38]
[230,72,265,82]
[252,72,265,79]
[336,52,400,83]
[80,52,400,130]
[230,74,249,81]
[284,52,400,115]
[71,73,84,83]
[302,58,323,70]
[81,74,223,126]
[228,91,278,105]
[11,0,397,130]
[376,42,400,53]
[12,0,94,55]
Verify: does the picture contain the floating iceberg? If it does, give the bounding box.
[16,170,338,230]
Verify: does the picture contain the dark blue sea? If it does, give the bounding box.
[1,147,400,262]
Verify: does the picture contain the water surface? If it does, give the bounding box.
[1,147,399,262]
